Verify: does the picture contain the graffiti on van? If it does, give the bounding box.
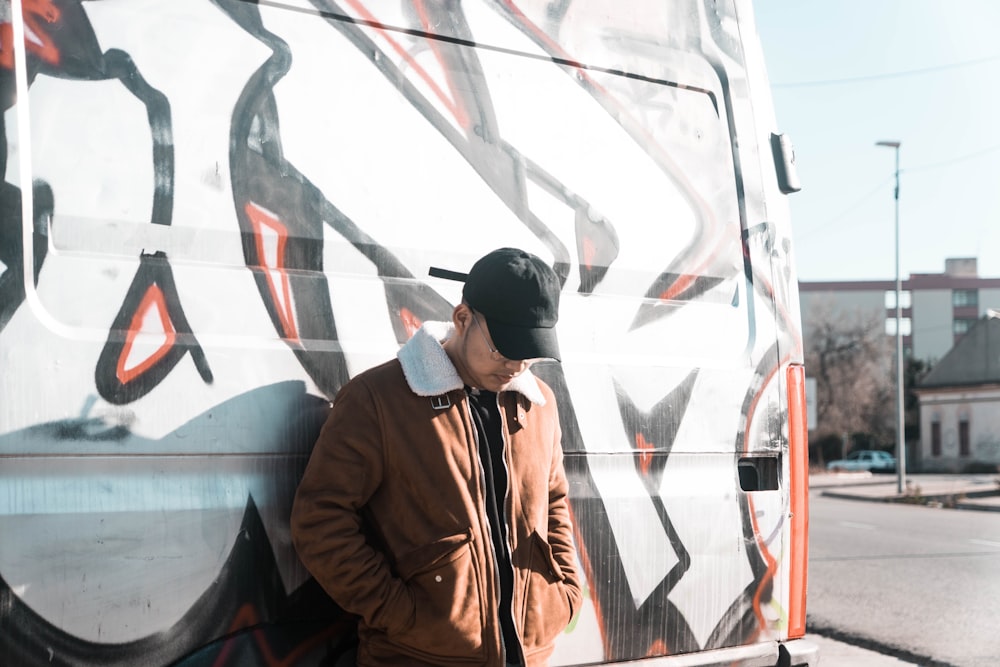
[0,1,803,665]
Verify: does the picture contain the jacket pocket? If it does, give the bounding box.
[391,529,487,661]
[519,531,572,652]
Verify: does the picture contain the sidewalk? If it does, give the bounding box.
[810,471,1000,511]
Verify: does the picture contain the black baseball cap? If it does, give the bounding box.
[430,248,561,361]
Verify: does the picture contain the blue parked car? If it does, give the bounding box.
[826,450,897,473]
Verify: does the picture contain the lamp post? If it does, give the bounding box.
[876,140,906,494]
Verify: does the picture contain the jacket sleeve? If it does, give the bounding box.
[290,378,414,633]
[546,416,584,620]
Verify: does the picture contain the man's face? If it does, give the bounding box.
[451,306,534,392]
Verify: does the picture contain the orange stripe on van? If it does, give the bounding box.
[786,364,809,639]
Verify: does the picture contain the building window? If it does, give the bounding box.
[959,419,970,457]
[953,289,978,307]
[884,290,912,309]
[953,318,976,335]
[931,421,941,457]
[885,317,912,336]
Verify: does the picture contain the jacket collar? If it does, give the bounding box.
[397,321,546,406]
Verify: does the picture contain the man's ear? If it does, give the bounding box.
[452,303,473,333]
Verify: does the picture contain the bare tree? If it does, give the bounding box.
[804,297,895,456]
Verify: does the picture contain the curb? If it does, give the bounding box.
[953,499,1000,512]
[819,489,1000,512]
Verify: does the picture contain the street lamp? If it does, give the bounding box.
[876,140,906,494]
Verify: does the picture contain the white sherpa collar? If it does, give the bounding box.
[397,321,546,405]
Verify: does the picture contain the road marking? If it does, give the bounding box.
[969,539,1000,548]
[839,521,875,530]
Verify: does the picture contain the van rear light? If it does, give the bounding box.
[786,364,809,639]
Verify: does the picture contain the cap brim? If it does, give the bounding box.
[485,317,561,362]
[428,266,469,282]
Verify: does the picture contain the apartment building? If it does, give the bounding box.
[799,257,1000,364]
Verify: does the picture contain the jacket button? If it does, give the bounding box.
[435,575,443,583]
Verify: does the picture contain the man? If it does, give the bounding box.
[291,247,582,667]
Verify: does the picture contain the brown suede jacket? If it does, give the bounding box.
[291,322,583,667]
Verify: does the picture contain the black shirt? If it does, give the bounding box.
[466,387,522,666]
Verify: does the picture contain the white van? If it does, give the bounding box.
[0,0,813,665]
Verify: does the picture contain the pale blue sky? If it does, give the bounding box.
[754,1,1000,281]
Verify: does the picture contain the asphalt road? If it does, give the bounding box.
[807,492,1000,667]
